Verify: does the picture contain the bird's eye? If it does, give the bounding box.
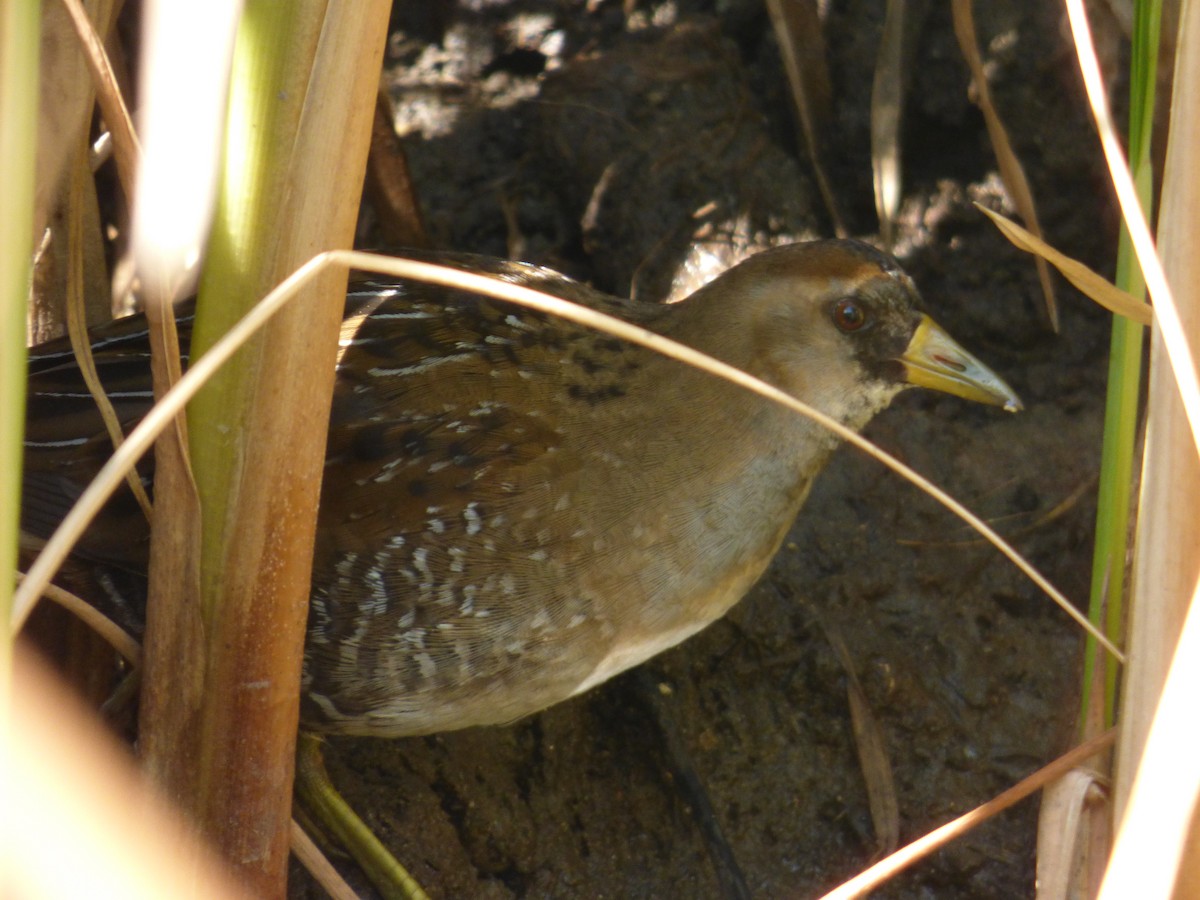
[832,298,868,332]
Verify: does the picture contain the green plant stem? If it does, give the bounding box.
[134,1,390,893]
[295,735,430,900]
[1081,0,1160,731]
[0,0,41,710]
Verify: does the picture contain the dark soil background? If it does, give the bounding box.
[293,1,1120,897]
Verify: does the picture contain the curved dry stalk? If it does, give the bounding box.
[64,139,154,520]
[12,249,1125,663]
[57,0,155,519]
[819,728,1117,900]
[333,251,1124,662]
[59,0,141,198]
[14,572,140,664]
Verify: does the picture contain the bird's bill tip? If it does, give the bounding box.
[900,315,1023,412]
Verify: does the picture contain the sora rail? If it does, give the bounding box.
[22,240,1019,737]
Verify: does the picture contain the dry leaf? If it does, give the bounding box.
[1036,768,1110,900]
[976,204,1151,326]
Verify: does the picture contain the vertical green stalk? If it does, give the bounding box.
[188,2,310,552]
[1081,0,1159,730]
[159,7,327,891]
[134,1,390,891]
[0,0,41,710]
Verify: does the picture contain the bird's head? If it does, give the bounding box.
[681,239,1021,431]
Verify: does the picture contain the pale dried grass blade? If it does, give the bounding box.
[952,0,1058,330]
[1063,0,1200,454]
[820,729,1116,899]
[871,0,906,250]
[60,0,140,199]
[131,0,240,298]
[33,0,118,237]
[764,0,846,236]
[64,141,154,520]
[290,821,361,900]
[976,205,1151,326]
[1035,768,1110,900]
[1103,1,1200,892]
[1099,576,1200,898]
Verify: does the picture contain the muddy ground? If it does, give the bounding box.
[293,1,1121,897]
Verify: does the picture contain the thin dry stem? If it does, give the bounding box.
[64,138,153,519]
[289,821,361,900]
[58,0,141,198]
[14,572,140,664]
[11,249,1125,663]
[820,729,1117,899]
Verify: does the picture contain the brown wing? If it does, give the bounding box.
[302,273,672,732]
[25,257,674,734]
[23,255,658,578]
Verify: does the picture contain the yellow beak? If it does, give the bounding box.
[900,315,1022,412]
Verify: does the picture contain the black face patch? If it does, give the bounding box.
[836,278,924,385]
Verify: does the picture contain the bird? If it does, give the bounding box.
[22,239,1020,738]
